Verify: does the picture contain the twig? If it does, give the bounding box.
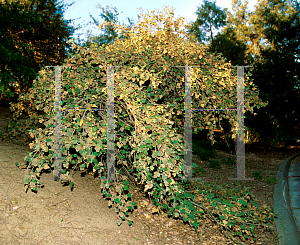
[48,198,69,207]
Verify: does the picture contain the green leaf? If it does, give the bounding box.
[192,222,198,229]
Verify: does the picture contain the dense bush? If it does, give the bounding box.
[1,7,270,243]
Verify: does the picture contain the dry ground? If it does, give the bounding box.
[1,104,300,244]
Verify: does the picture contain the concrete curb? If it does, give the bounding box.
[274,152,300,245]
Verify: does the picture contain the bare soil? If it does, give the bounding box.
[1,104,300,244]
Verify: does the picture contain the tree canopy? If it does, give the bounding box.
[0,0,78,99]
[185,0,300,146]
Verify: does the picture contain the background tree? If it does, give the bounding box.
[210,25,252,66]
[225,0,258,60]
[182,0,253,152]
[184,0,300,147]
[183,0,255,67]
[0,0,79,100]
[244,0,300,146]
[0,0,39,100]
[184,0,227,53]
[70,4,138,54]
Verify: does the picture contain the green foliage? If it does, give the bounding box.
[184,0,227,50]
[0,82,15,99]
[1,6,270,244]
[192,165,207,175]
[266,177,277,185]
[0,0,78,100]
[182,0,299,148]
[76,4,136,50]
[208,159,221,169]
[221,156,236,165]
[192,138,216,161]
[174,179,277,243]
[211,26,252,66]
[252,171,263,179]
[252,171,277,184]
[227,0,300,147]
[0,0,41,98]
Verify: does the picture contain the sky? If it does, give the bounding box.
[61,0,259,44]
